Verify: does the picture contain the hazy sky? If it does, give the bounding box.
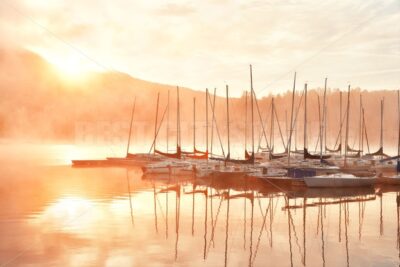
[1,0,399,96]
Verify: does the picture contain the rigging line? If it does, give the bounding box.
[207,92,226,157]
[259,101,273,151]
[148,104,168,154]
[274,104,287,149]
[331,106,348,149]
[289,90,305,151]
[256,100,273,151]
[126,96,137,155]
[253,90,271,151]
[362,108,371,154]
[255,6,389,95]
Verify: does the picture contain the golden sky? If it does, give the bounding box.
[0,0,399,96]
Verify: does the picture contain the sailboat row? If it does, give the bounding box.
[72,66,400,188]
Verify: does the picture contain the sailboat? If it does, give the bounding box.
[378,91,400,184]
[365,98,389,159]
[326,92,342,154]
[304,85,376,188]
[154,87,183,160]
[286,81,338,182]
[194,88,232,178]
[303,173,375,188]
[303,82,330,161]
[142,160,195,176]
[143,87,196,176]
[257,97,288,160]
[182,97,209,160]
[211,82,256,179]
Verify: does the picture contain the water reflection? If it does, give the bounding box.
[1,166,400,266]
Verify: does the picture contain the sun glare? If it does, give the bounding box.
[52,55,92,81]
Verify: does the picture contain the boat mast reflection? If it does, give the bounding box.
[397,192,400,262]
[284,187,376,267]
[143,173,389,266]
[126,169,134,227]
[154,178,182,260]
[224,189,230,267]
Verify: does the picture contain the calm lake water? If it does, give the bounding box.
[0,162,400,267]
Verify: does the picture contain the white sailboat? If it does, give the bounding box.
[142,160,194,176]
[304,173,375,188]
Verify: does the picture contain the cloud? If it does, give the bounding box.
[0,0,399,96]
[154,3,196,17]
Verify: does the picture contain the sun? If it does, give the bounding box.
[31,48,98,82]
[51,54,94,81]
[56,56,86,77]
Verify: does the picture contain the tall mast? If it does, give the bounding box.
[193,97,196,151]
[154,92,160,154]
[154,92,160,153]
[359,93,362,153]
[397,90,400,157]
[380,98,384,149]
[344,85,351,166]
[294,116,297,150]
[324,105,327,154]
[285,110,288,146]
[288,72,297,166]
[250,65,255,159]
[210,88,216,156]
[270,98,275,152]
[316,95,321,153]
[206,89,209,157]
[397,91,400,174]
[177,86,181,149]
[363,107,370,154]
[339,91,342,155]
[167,90,170,152]
[303,83,308,153]
[245,91,248,152]
[320,78,327,161]
[226,85,231,159]
[360,95,363,156]
[126,96,136,156]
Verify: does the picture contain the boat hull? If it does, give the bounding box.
[72,160,112,167]
[304,177,376,188]
[376,176,400,185]
[142,166,194,176]
[212,171,248,179]
[247,174,293,187]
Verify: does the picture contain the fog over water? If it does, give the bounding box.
[1,49,399,160]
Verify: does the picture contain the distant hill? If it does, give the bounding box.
[0,48,398,155]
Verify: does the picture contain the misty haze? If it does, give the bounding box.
[0,1,399,267]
